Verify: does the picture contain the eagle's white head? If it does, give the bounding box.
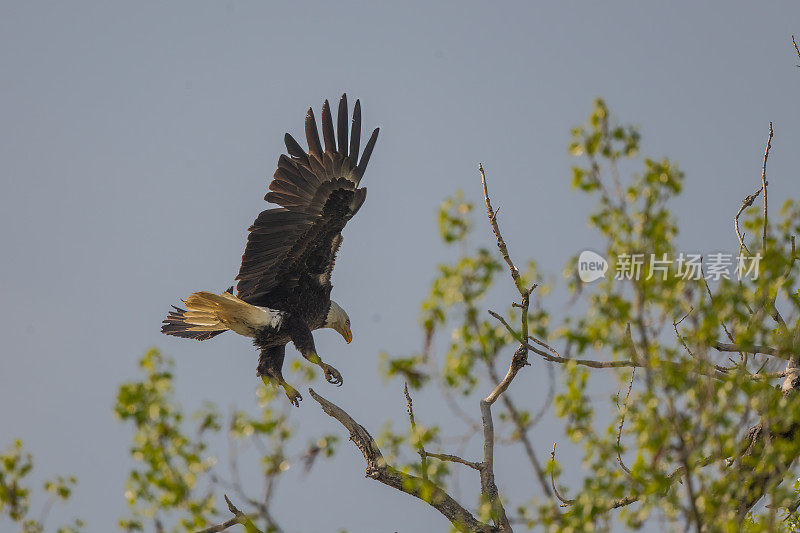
[325,300,352,343]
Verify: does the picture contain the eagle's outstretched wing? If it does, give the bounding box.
[236,94,379,306]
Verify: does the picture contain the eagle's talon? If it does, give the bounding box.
[322,364,343,386]
[284,386,302,407]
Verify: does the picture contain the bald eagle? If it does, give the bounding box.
[161,94,379,406]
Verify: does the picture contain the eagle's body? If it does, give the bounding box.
[162,94,379,405]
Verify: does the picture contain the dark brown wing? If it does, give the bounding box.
[235,94,379,305]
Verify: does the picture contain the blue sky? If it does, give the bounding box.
[2,2,799,531]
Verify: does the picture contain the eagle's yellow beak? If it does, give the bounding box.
[339,324,352,344]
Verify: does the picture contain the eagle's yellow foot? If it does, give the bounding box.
[302,351,342,386]
[261,375,302,407]
[322,363,343,387]
[282,385,302,407]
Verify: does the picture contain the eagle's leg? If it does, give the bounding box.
[257,345,302,407]
[290,322,343,386]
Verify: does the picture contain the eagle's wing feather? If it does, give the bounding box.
[235,94,378,305]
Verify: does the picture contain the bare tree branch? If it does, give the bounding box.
[735,187,763,254]
[479,395,511,531]
[482,358,558,507]
[616,368,636,477]
[480,163,524,294]
[733,123,774,272]
[479,163,552,526]
[761,122,773,251]
[426,452,483,471]
[713,342,777,357]
[549,444,574,506]
[309,389,497,533]
[484,346,530,406]
[196,495,263,533]
[793,35,800,67]
[405,383,429,481]
[492,309,788,387]
[489,310,636,368]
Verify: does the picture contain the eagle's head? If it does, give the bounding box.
[325,300,352,344]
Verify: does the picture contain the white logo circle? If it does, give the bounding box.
[578,250,608,282]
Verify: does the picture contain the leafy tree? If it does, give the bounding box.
[7,44,800,533]
[0,440,83,532]
[315,96,800,532]
[113,348,338,532]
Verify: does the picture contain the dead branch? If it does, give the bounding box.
[733,123,773,256]
[484,346,530,406]
[480,163,524,294]
[616,369,636,477]
[405,383,429,481]
[483,358,558,506]
[479,163,552,525]
[735,187,763,254]
[793,35,800,66]
[426,452,483,471]
[761,122,773,250]
[488,311,634,368]
[478,395,510,530]
[196,495,263,533]
[713,342,777,357]
[493,310,785,385]
[549,444,574,506]
[309,389,497,533]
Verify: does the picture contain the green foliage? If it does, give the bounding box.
[114,348,339,532]
[114,349,216,531]
[438,191,474,244]
[383,98,800,531]
[0,441,32,523]
[0,440,83,533]
[549,99,800,531]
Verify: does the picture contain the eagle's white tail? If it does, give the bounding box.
[162,289,282,340]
